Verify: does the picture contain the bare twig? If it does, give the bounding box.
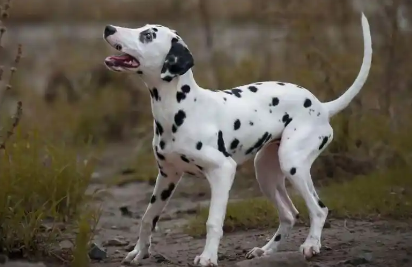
[0,0,23,152]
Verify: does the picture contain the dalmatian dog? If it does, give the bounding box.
[103,12,372,267]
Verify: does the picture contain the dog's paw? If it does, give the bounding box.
[193,252,218,266]
[245,247,268,259]
[299,239,321,259]
[121,242,150,265]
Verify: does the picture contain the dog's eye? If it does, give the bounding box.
[145,32,152,40]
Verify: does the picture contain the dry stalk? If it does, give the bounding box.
[0,0,23,152]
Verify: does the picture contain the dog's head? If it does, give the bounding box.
[103,24,194,82]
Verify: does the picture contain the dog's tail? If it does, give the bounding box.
[322,12,372,118]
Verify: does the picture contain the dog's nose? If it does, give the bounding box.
[104,25,117,38]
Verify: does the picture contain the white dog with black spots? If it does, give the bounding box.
[103,13,372,267]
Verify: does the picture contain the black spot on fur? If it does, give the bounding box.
[290,167,296,175]
[223,97,227,101]
[150,195,156,204]
[176,91,186,102]
[160,170,167,177]
[152,32,157,39]
[152,88,160,101]
[249,121,254,126]
[234,119,241,130]
[230,139,239,150]
[172,125,177,133]
[181,85,191,93]
[196,142,203,150]
[156,147,166,160]
[155,120,164,136]
[217,131,230,157]
[318,200,326,208]
[272,97,279,106]
[248,86,258,92]
[277,82,285,86]
[303,98,312,108]
[245,132,270,155]
[231,88,242,98]
[159,140,166,150]
[161,183,176,201]
[319,136,329,150]
[282,113,293,127]
[174,110,186,126]
[152,27,158,32]
[181,155,190,163]
[196,165,203,171]
[152,216,159,231]
[274,234,281,241]
[224,91,233,95]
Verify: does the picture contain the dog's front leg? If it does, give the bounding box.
[122,169,182,265]
[194,159,236,267]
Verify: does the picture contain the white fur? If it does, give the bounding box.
[103,13,372,267]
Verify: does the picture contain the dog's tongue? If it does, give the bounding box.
[109,54,134,61]
[105,54,139,68]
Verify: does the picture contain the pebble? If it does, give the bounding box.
[88,242,107,260]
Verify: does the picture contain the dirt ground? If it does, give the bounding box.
[82,142,412,267]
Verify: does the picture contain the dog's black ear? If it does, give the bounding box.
[160,38,194,82]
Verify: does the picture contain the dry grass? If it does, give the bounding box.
[0,1,100,265]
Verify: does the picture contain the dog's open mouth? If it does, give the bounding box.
[104,53,140,69]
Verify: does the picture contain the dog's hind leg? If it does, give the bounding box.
[122,168,182,265]
[246,142,299,259]
[278,121,333,259]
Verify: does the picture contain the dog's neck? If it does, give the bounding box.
[140,69,203,124]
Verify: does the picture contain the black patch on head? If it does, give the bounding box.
[161,39,194,82]
[230,139,239,150]
[231,88,242,98]
[234,119,241,130]
[196,142,203,150]
[319,136,329,150]
[272,97,279,106]
[181,155,190,163]
[172,125,177,133]
[160,183,176,201]
[150,195,156,204]
[245,132,270,155]
[217,131,230,157]
[274,234,281,241]
[159,140,166,150]
[152,216,159,231]
[174,110,186,126]
[277,82,285,86]
[137,70,143,74]
[248,86,258,93]
[282,113,293,127]
[155,120,164,136]
[290,167,296,175]
[303,98,312,108]
[152,88,160,101]
[152,27,158,32]
[318,200,326,208]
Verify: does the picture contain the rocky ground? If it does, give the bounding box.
[3,142,412,267]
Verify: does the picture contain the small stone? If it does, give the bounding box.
[0,254,8,264]
[103,238,129,247]
[88,242,107,260]
[59,240,73,249]
[119,206,132,217]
